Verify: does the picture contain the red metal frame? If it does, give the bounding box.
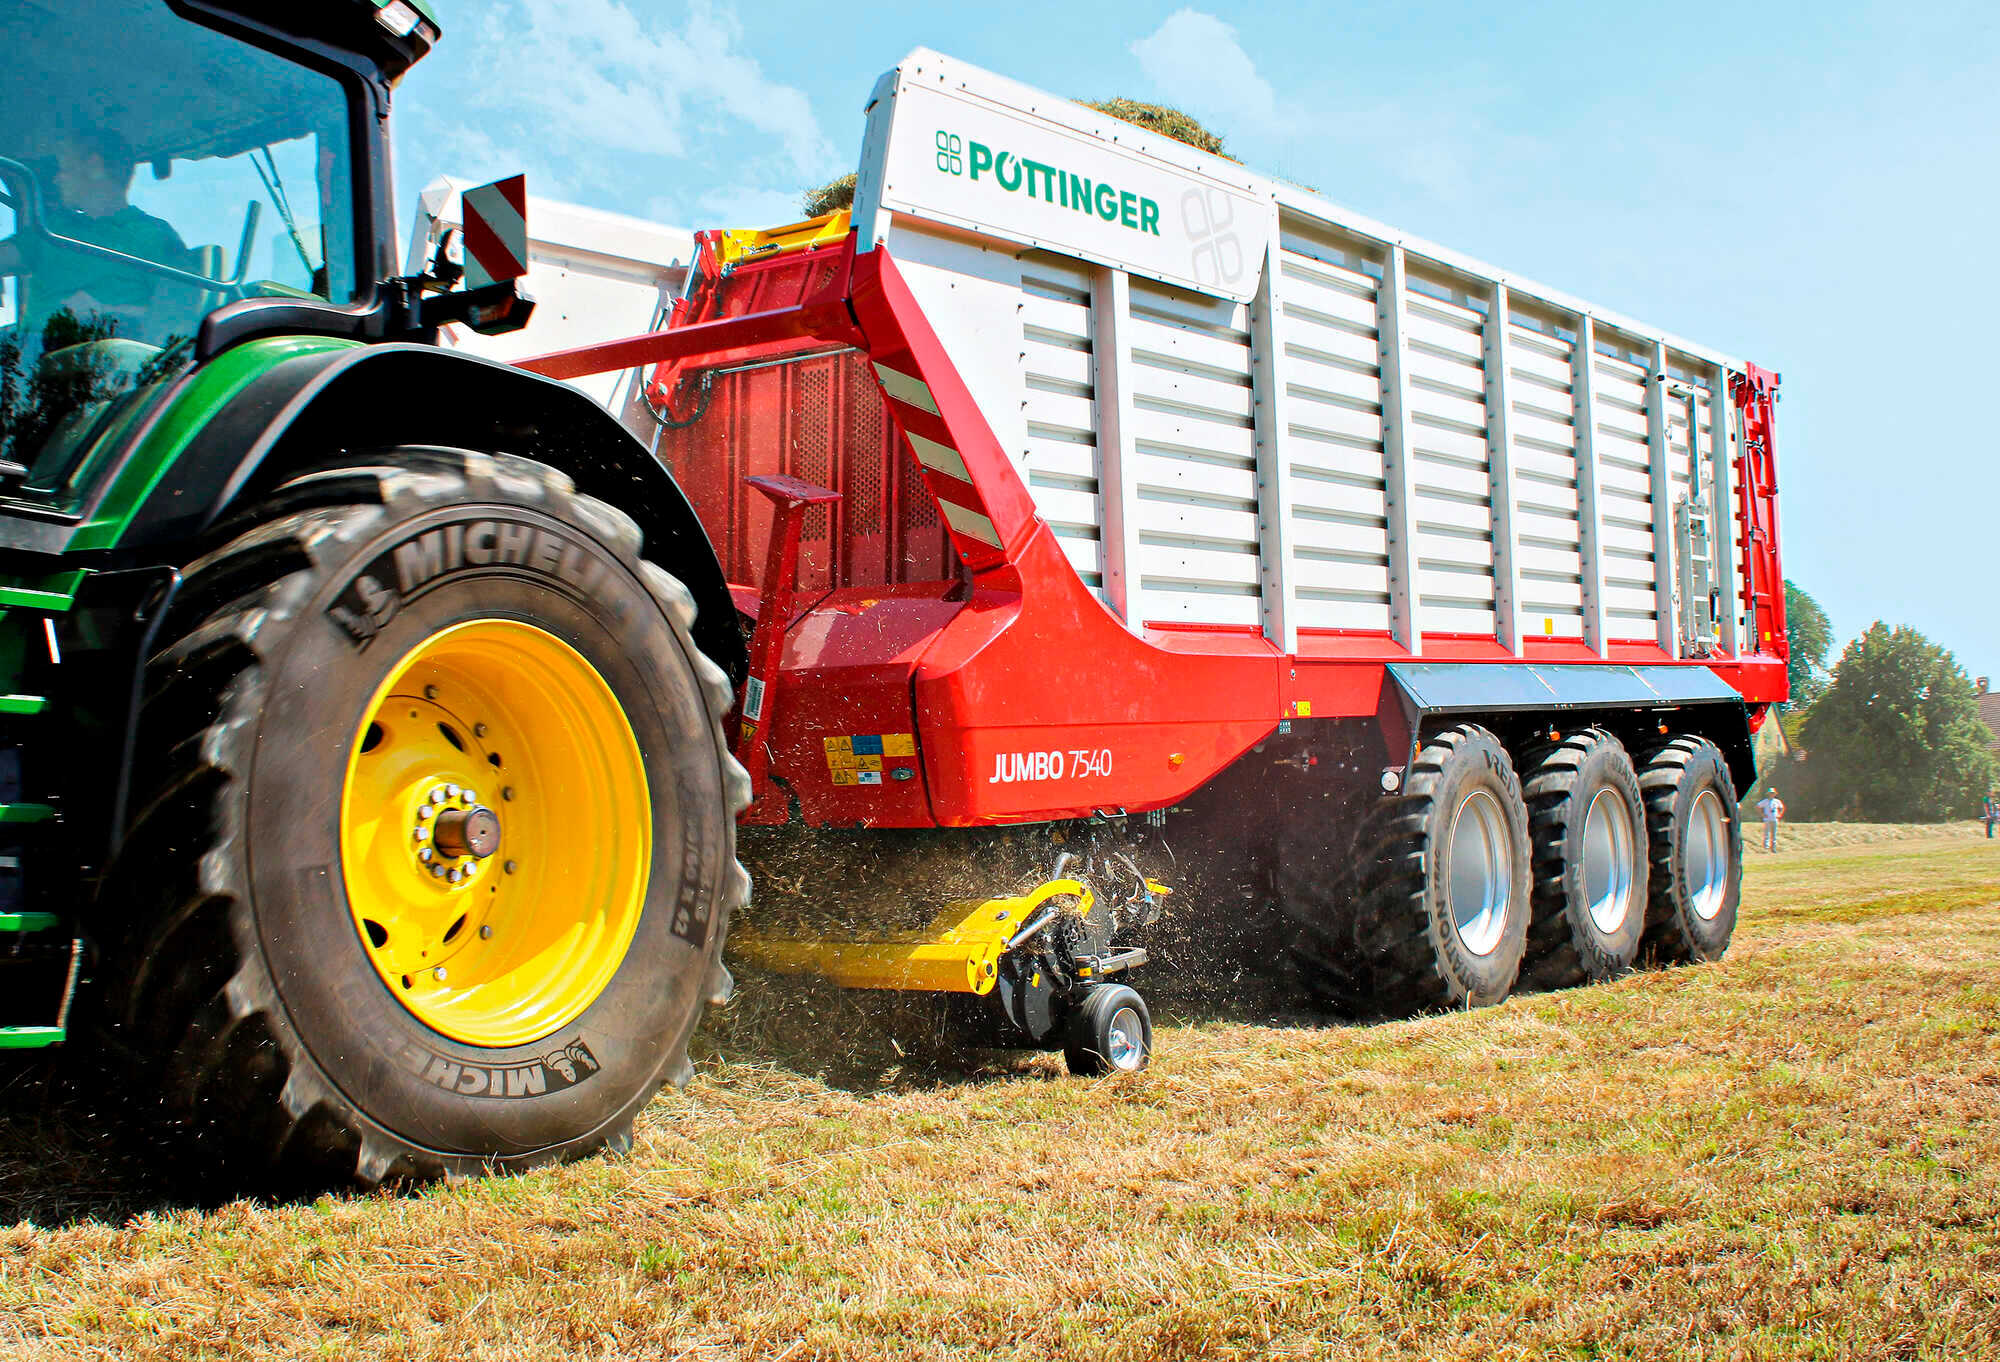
[519,230,863,386]
[734,474,842,821]
[522,232,1789,827]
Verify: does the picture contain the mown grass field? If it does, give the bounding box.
[2,824,1996,1360]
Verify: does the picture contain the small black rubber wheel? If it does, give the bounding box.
[93,448,751,1188]
[1519,729,1649,989]
[1063,984,1152,1076]
[1638,736,1741,964]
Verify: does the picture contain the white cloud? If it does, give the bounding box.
[1129,9,1282,135]
[1124,9,1550,207]
[408,118,576,203]
[414,0,838,220]
[487,0,830,175]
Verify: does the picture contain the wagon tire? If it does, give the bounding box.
[1518,729,1648,990]
[1284,724,1531,1016]
[1357,725,1532,1011]
[1637,736,1740,965]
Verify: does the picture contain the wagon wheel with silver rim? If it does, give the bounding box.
[1637,735,1742,964]
[1329,723,1531,1014]
[1519,729,1650,990]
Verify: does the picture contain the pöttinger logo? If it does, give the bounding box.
[935,128,1164,238]
[1183,187,1244,288]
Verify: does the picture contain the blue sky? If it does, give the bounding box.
[394,1,1998,679]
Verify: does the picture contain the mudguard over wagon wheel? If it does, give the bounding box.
[92,449,750,1186]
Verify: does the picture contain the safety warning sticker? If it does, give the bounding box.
[823,733,916,786]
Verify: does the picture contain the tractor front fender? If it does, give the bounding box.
[114,342,745,682]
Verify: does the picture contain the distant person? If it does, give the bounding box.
[1984,793,1998,840]
[0,123,197,345]
[1757,789,1785,852]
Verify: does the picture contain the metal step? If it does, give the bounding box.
[0,575,73,1052]
[0,938,82,1050]
[0,570,84,612]
[0,1025,64,1049]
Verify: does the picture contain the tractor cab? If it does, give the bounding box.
[0,0,429,507]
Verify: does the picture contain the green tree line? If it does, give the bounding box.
[1771,581,1996,822]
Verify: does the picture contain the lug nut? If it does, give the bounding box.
[502,787,515,802]
[504,860,518,874]
[433,967,447,982]
[419,847,434,863]
[414,825,429,841]
[479,924,494,940]
[447,868,462,883]
[430,787,448,805]
[417,805,434,820]
[446,784,461,799]
[430,864,446,878]
[463,789,478,805]
[424,685,438,700]
[474,724,488,738]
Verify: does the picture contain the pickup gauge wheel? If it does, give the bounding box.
[1064,984,1152,1075]
[91,448,750,1188]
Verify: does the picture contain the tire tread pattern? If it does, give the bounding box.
[1284,724,1527,1016]
[1636,734,1738,965]
[94,449,751,1187]
[1518,728,1645,990]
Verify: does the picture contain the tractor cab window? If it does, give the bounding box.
[0,0,359,503]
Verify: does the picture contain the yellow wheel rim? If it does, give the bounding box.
[339,619,650,1048]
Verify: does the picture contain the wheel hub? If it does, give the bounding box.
[340,619,650,1048]
[409,782,497,889]
[434,805,502,860]
[1685,788,1729,921]
[1105,1005,1145,1071]
[1581,785,1635,934]
[1447,788,1512,958]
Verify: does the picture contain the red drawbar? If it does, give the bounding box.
[517,231,1790,827]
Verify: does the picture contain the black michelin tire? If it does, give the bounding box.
[1349,724,1531,1012]
[94,448,750,1187]
[1518,729,1649,990]
[1637,736,1741,965]
[1063,984,1152,1076]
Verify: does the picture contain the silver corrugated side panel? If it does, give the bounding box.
[853,48,1747,658]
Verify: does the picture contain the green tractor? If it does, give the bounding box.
[0,1,748,1184]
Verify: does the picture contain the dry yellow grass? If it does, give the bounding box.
[1,829,1996,1360]
[1750,820,1990,853]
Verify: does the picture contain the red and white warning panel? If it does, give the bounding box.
[461,175,528,288]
